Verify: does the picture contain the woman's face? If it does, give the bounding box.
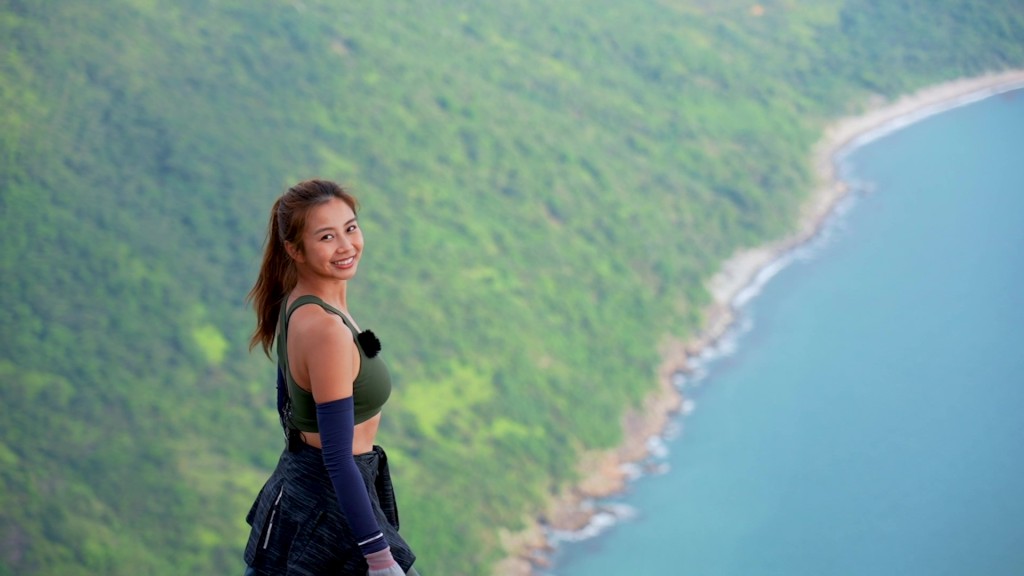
[289,197,364,282]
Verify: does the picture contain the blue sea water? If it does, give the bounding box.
[548,89,1024,575]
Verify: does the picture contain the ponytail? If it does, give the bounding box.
[248,198,294,355]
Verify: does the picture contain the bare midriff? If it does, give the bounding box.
[299,412,382,455]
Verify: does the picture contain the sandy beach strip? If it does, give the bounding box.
[494,68,1024,576]
[710,69,1024,318]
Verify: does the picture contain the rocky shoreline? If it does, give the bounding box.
[493,69,1024,576]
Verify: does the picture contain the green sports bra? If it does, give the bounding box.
[277,295,392,431]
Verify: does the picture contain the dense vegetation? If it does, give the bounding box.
[1,0,1021,573]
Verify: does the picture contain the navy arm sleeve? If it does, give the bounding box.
[276,366,288,432]
[316,397,389,555]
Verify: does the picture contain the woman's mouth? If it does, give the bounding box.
[333,256,356,269]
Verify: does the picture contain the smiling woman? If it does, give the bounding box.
[287,198,364,283]
[242,179,421,576]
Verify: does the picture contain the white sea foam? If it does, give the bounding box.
[662,419,683,440]
[646,435,669,459]
[671,371,688,389]
[733,256,791,308]
[547,502,638,544]
[687,365,708,384]
[647,461,671,475]
[620,461,643,481]
[688,314,752,374]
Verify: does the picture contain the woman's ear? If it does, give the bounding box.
[284,241,304,263]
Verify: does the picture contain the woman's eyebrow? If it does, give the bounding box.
[313,218,356,234]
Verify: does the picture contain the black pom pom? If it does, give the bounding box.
[357,330,382,358]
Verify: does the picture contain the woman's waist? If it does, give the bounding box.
[277,441,387,488]
[298,411,380,453]
[297,431,376,456]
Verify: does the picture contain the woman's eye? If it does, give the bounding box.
[346,225,359,233]
[321,234,335,241]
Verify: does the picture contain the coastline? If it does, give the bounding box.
[494,69,1024,576]
[705,69,1024,346]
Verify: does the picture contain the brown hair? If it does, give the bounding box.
[247,179,359,356]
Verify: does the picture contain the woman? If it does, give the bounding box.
[243,179,418,575]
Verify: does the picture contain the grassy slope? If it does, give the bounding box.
[1,0,1022,573]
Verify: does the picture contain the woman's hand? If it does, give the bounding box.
[365,547,404,576]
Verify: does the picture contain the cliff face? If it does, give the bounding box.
[2,1,1024,574]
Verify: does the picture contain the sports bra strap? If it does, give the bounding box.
[285,295,358,336]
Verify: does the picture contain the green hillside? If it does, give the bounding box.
[1,0,1022,574]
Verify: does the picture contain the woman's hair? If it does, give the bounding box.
[248,179,359,356]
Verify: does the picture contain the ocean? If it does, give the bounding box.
[545,89,1024,575]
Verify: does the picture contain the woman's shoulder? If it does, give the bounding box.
[288,303,351,347]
